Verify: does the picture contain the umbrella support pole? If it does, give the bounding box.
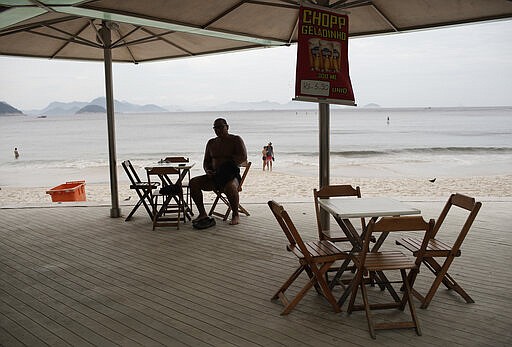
[319,102,330,229]
[101,22,121,218]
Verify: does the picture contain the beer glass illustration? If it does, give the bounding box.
[308,38,321,71]
[332,42,341,72]
[320,40,333,72]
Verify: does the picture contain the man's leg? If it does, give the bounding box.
[223,178,240,225]
[190,175,214,221]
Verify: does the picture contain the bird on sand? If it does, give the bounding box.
[124,196,131,201]
[429,178,436,183]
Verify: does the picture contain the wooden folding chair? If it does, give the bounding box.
[314,185,369,284]
[268,200,347,315]
[396,193,482,308]
[347,216,435,339]
[164,156,193,214]
[147,167,186,230]
[122,160,159,221]
[314,184,366,243]
[209,161,251,221]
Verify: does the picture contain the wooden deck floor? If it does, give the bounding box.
[1,200,511,346]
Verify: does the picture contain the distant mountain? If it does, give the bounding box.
[89,97,168,113]
[26,97,169,115]
[76,104,106,114]
[23,97,361,115]
[37,101,88,115]
[0,101,24,116]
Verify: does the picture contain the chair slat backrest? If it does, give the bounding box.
[122,160,142,184]
[431,193,482,251]
[314,184,365,240]
[146,167,171,189]
[366,216,435,267]
[268,200,311,261]
[315,184,361,199]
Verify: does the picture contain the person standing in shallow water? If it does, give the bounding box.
[265,142,274,171]
[189,118,248,226]
[262,146,268,171]
[14,147,19,159]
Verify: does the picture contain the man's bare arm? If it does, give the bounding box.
[203,140,215,175]
[233,136,248,165]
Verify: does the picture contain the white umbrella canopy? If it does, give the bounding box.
[2,0,512,62]
[1,0,512,217]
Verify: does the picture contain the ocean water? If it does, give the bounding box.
[1,107,511,187]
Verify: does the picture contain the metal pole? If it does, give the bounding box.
[100,22,121,218]
[319,103,330,187]
[319,102,330,228]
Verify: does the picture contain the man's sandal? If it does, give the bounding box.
[193,217,216,229]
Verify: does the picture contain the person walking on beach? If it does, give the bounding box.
[14,147,19,159]
[266,142,274,171]
[190,118,248,227]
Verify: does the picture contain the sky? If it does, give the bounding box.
[1,19,512,111]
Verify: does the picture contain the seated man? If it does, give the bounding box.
[190,118,247,226]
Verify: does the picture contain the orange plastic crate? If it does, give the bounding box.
[46,180,86,202]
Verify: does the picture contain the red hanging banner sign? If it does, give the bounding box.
[294,6,355,105]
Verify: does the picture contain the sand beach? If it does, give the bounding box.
[1,170,511,209]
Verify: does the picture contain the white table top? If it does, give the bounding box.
[318,197,420,219]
